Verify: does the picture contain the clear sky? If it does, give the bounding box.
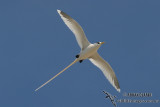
[0,0,160,107]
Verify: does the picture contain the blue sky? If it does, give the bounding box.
[0,0,160,107]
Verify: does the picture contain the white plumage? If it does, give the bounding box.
[89,53,120,92]
[35,10,120,92]
[57,10,90,50]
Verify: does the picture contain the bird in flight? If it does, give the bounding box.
[35,10,120,92]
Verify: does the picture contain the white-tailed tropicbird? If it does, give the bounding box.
[35,10,120,92]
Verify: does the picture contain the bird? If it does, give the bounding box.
[35,9,120,92]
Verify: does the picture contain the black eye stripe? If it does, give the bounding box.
[97,42,100,44]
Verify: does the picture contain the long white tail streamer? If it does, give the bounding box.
[35,59,78,91]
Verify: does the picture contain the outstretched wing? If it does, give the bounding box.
[57,10,91,50]
[89,53,120,92]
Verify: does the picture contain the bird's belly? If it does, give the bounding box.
[79,47,97,60]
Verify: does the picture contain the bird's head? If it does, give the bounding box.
[96,42,105,45]
[93,42,105,49]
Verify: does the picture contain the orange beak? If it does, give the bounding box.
[100,42,105,45]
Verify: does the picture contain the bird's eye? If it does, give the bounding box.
[97,42,100,44]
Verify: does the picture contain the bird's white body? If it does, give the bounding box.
[35,9,120,92]
[79,44,99,60]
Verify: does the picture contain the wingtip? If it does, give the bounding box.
[57,9,61,14]
[117,89,121,93]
